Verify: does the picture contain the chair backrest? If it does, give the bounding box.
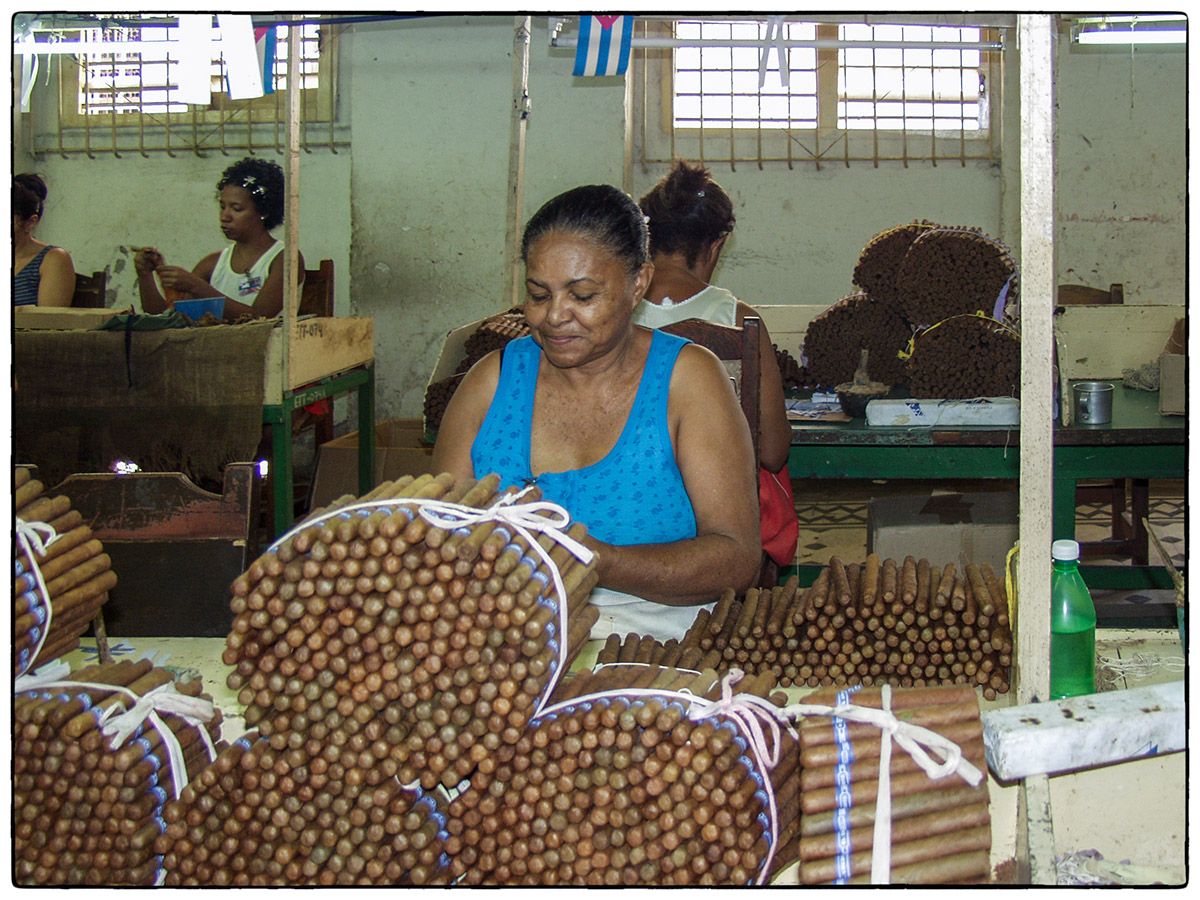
[299,259,335,317]
[71,270,107,308]
[660,316,762,462]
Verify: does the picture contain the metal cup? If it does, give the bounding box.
[1073,381,1114,425]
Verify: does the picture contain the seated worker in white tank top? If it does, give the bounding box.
[134,157,304,322]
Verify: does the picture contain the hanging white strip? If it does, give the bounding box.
[19,47,38,111]
[173,13,214,106]
[216,13,264,100]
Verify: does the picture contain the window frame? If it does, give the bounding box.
[56,20,336,131]
[638,17,1003,168]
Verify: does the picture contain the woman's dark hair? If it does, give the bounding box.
[521,184,650,274]
[217,157,286,230]
[13,173,48,222]
[639,159,735,267]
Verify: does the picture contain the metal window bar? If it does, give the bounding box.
[643,18,998,168]
[44,21,342,157]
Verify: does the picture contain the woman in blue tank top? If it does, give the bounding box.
[433,184,761,641]
[13,173,75,308]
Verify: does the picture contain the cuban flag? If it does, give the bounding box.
[255,26,278,96]
[573,15,634,77]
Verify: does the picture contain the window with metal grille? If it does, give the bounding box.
[640,18,1000,167]
[45,17,343,156]
[73,22,321,117]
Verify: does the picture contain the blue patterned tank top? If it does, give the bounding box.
[471,330,697,546]
[13,245,54,307]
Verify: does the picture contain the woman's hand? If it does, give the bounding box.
[134,248,164,276]
[155,265,210,298]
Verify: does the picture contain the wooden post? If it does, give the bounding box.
[282,22,303,392]
[506,16,532,309]
[1015,15,1056,707]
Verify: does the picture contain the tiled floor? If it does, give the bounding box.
[790,477,1185,569]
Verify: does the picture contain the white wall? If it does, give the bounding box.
[14,16,1186,421]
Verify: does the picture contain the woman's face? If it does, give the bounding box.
[524,230,651,369]
[217,185,266,242]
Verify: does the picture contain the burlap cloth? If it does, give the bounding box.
[12,321,276,489]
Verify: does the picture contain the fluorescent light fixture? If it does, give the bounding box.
[1072,15,1187,45]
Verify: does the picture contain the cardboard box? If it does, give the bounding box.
[310,418,435,508]
[865,397,1020,427]
[1159,353,1185,416]
[425,316,491,434]
[868,490,1018,576]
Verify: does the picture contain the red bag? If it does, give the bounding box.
[759,466,799,567]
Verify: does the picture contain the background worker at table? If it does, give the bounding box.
[12,173,76,308]
[636,159,798,577]
[135,157,303,322]
[432,183,761,641]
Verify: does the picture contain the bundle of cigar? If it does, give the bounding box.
[604,557,1012,699]
[445,665,798,886]
[895,226,1019,327]
[801,293,911,389]
[852,221,941,311]
[155,730,453,886]
[225,471,599,791]
[14,466,115,676]
[424,309,530,432]
[12,659,224,886]
[796,683,991,885]
[457,309,530,373]
[422,373,464,434]
[906,314,1021,400]
[774,344,811,392]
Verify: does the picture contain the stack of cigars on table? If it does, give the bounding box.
[12,467,1001,886]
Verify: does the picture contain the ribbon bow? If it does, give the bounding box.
[537,669,797,885]
[783,685,983,884]
[14,678,217,800]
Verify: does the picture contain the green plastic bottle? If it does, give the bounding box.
[1050,539,1096,699]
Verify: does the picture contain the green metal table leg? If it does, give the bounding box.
[358,364,376,497]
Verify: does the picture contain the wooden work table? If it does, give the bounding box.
[12,310,376,536]
[788,384,1185,593]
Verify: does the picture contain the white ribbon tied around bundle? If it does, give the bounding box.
[14,674,217,800]
[784,684,984,884]
[15,517,61,677]
[537,668,797,885]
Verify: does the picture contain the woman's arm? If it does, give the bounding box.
[36,247,76,307]
[431,351,503,482]
[584,344,762,606]
[736,300,792,473]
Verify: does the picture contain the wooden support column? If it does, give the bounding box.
[506,16,532,309]
[1015,15,1056,707]
[1016,15,1058,887]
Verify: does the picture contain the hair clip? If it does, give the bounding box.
[241,175,267,196]
[697,190,705,197]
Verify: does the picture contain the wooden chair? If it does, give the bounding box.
[660,317,778,586]
[70,270,107,308]
[53,463,262,637]
[299,258,334,318]
[297,259,336,447]
[660,316,762,464]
